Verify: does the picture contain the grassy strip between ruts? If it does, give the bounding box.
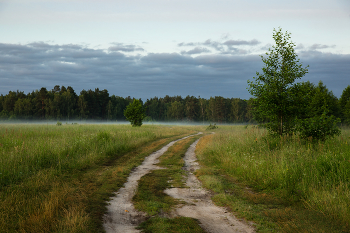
[0,124,203,233]
[134,134,206,233]
[195,125,350,233]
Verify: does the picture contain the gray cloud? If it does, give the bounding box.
[181,47,211,55]
[178,42,196,47]
[223,39,260,46]
[309,44,336,50]
[108,43,145,52]
[0,42,349,100]
[177,38,260,55]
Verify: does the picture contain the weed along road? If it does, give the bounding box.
[103,132,255,233]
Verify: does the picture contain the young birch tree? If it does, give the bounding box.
[247,28,309,135]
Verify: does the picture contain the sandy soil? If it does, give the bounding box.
[164,138,255,233]
[103,133,255,233]
[103,134,201,233]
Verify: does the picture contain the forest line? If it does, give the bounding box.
[0,85,253,123]
[0,83,349,124]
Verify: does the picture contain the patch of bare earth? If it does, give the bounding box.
[164,138,255,233]
[103,134,201,233]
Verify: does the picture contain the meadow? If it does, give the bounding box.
[196,125,350,232]
[1,123,350,232]
[0,124,199,232]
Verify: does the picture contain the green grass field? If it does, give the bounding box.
[0,124,200,233]
[196,125,350,232]
[1,124,349,232]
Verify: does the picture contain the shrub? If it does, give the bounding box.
[124,99,146,127]
[296,113,341,141]
[206,123,218,130]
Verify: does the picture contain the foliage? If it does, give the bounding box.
[124,99,146,127]
[339,85,350,125]
[345,101,350,125]
[307,81,341,118]
[293,81,341,140]
[296,113,341,141]
[0,86,254,123]
[247,28,309,135]
[56,121,62,126]
[247,28,341,141]
[143,116,155,122]
[206,123,218,130]
[167,101,184,121]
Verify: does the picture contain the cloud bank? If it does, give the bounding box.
[0,41,349,100]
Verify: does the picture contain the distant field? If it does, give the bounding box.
[0,124,201,232]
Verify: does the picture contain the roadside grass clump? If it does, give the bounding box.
[195,126,350,232]
[0,124,201,232]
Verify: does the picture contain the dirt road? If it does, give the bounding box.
[103,133,255,233]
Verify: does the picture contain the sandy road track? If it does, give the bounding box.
[103,133,254,233]
[103,134,201,233]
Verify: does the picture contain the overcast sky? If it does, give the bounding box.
[0,0,349,100]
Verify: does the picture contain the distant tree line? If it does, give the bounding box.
[144,95,253,123]
[0,84,349,125]
[0,85,252,123]
[0,86,132,121]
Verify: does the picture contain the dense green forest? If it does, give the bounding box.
[0,85,253,123]
[0,84,349,124]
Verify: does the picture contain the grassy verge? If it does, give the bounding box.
[0,124,200,232]
[134,134,206,232]
[195,126,350,232]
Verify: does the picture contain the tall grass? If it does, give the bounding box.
[198,126,350,231]
[0,124,198,232]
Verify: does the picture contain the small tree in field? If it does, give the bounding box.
[124,99,146,127]
[247,28,309,136]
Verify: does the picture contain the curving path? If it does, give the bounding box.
[103,132,255,233]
